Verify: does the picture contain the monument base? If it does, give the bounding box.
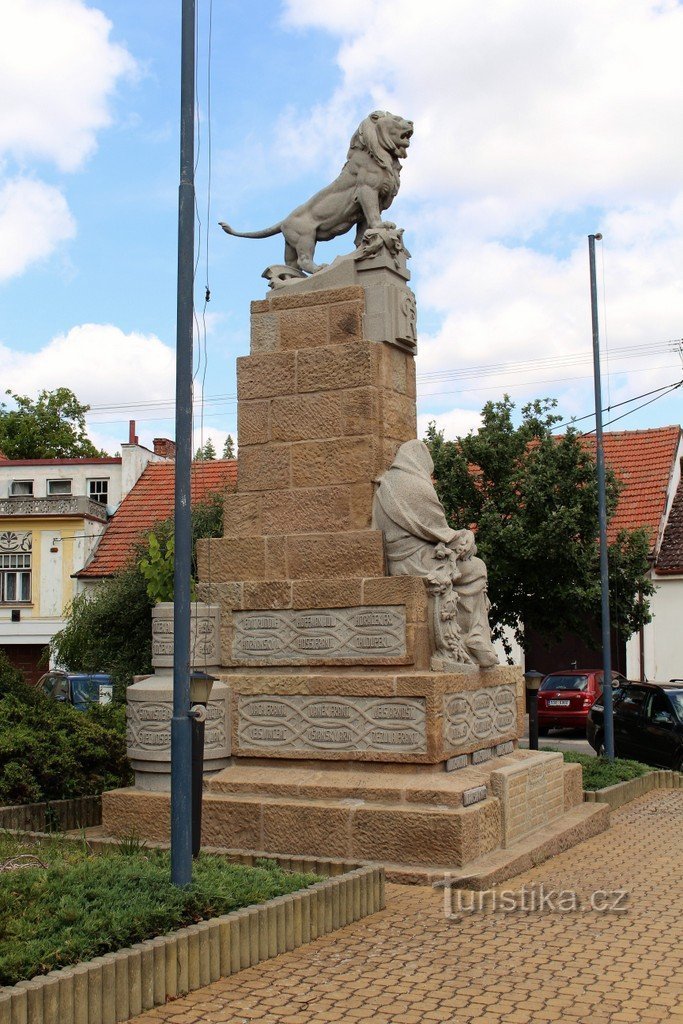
[101,748,607,884]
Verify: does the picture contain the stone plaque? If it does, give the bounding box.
[232,606,406,663]
[463,785,488,807]
[443,685,517,752]
[238,695,426,753]
[127,698,229,758]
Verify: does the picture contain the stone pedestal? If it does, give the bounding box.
[104,256,608,875]
[125,601,230,790]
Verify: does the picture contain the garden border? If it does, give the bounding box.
[0,846,384,1024]
[583,768,682,810]
[0,795,101,833]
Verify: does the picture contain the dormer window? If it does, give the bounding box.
[10,481,33,496]
[47,479,72,496]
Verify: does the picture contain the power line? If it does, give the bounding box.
[556,378,683,431]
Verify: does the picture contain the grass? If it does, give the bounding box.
[556,750,652,790]
[0,833,321,986]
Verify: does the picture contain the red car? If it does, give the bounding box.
[537,669,627,735]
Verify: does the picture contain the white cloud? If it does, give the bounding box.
[0,177,75,281]
[0,321,175,414]
[417,407,482,440]
[0,0,135,172]
[0,0,135,280]
[273,0,683,435]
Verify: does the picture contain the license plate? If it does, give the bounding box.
[547,699,570,706]
[99,684,113,705]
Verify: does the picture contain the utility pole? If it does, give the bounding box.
[588,233,615,762]
[171,0,195,886]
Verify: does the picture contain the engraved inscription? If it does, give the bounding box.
[443,685,518,752]
[232,606,407,663]
[238,695,427,754]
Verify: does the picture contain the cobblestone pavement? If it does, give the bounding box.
[133,790,683,1024]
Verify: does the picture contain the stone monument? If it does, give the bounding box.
[103,113,607,880]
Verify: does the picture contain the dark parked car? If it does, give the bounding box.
[37,671,113,712]
[536,669,627,735]
[587,681,683,770]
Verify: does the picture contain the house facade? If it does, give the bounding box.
[0,428,173,682]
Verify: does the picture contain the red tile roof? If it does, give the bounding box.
[584,426,681,546]
[76,460,236,578]
[656,475,683,574]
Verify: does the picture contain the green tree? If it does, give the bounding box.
[0,388,103,459]
[425,396,653,657]
[222,435,235,459]
[194,438,217,461]
[51,491,227,692]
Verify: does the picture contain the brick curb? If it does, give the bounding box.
[0,862,384,1024]
[583,768,682,809]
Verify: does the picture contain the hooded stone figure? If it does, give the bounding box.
[372,439,498,668]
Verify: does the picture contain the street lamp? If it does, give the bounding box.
[524,669,544,751]
[189,670,216,858]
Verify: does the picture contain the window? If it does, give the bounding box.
[47,479,72,496]
[88,479,109,504]
[10,481,33,496]
[0,550,31,602]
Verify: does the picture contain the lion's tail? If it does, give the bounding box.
[219,221,281,239]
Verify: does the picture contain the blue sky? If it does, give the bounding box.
[1,0,682,455]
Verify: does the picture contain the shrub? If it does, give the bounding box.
[0,665,131,806]
[560,750,651,790]
[0,838,320,985]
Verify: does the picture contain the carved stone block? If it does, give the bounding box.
[126,672,230,790]
[232,605,406,664]
[151,601,221,670]
[237,694,427,755]
[444,685,517,752]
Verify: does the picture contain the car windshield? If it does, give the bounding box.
[70,676,99,706]
[668,691,683,720]
[540,675,589,692]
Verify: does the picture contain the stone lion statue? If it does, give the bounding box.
[219,110,413,275]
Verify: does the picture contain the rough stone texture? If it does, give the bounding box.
[296,341,377,394]
[270,393,342,442]
[491,752,565,847]
[237,444,291,492]
[278,306,329,350]
[237,351,297,400]
[285,531,385,580]
[222,492,261,537]
[291,436,377,488]
[563,761,584,810]
[237,399,270,445]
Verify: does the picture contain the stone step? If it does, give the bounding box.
[204,758,528,809]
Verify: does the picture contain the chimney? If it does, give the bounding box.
[128,420,139,445]
[153,438,176,459]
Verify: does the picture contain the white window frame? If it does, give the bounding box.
[47,479,73,496]
[0,550,32,603]
[10,480,33,496]
[88,478,110,504]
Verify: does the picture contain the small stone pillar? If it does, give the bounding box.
[126,601,231,790]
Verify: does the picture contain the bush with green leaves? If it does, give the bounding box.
[0,836,320,985]
[0,651,131,806]
[50,491,226,693]
[558,750,651,790]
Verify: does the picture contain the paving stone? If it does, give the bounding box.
[126,789,683,1024]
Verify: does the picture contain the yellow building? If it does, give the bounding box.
[0,436,172,682]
